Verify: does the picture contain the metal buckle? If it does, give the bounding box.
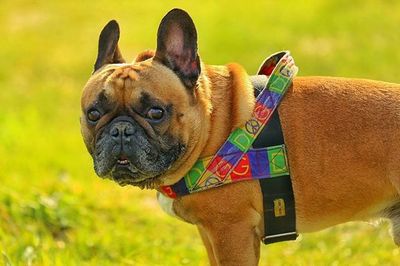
[262,231,298,242]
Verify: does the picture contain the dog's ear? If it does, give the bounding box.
[154,9,201,89]
[94,20,125,73]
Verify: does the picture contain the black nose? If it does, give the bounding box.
[110,122,135,141]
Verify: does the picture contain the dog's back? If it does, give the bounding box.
[279,77,400,241]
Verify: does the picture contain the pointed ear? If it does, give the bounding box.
[93,20,125,73]
[154,9,201,89]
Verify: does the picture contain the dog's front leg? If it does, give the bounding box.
[198,225,218,266]
[199,220,261,266]
[174,182,264,265]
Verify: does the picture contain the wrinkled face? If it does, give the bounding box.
[81,9,206,188]
[82,61,197,187]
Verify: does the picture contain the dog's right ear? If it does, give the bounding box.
[93,20,125,73]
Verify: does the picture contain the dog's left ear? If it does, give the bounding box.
[155,9,201,89]
[93,20,125,73]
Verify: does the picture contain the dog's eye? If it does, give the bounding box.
[87,109,102,122]
[146,107,164,121]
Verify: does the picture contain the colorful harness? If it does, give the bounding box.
[159,51,299,244]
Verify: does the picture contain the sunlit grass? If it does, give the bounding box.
[0,0,399,265]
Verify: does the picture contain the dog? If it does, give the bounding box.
[80,8,400,265]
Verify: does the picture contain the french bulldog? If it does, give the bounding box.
[81,8,400,265]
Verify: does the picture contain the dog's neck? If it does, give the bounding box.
[199,63,256,157]
[158,63,255,187]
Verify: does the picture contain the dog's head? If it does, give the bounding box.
[81,9,210,188]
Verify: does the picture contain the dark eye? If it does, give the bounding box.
[146,107,165,121]
[87,109,102,123]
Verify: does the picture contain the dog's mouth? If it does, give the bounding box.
[115,155,131,167]
[116,159,129,166]
[109,156,162,189]
[112,156,140,177]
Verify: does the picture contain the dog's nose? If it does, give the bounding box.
[110,122,135,141]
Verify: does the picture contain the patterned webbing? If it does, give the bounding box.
[161,51,298,199]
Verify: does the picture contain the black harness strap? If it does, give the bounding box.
[250,75,298,244]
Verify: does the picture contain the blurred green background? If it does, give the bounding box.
[1,0,400,265]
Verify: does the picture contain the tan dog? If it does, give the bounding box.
[81,8,400,265]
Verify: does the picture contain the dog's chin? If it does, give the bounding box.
[108,164,163,189]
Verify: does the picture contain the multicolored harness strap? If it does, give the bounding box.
[161,51,298,199]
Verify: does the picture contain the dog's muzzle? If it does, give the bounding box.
[93,115,143,179]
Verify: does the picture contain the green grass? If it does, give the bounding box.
[1,0,400,265]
